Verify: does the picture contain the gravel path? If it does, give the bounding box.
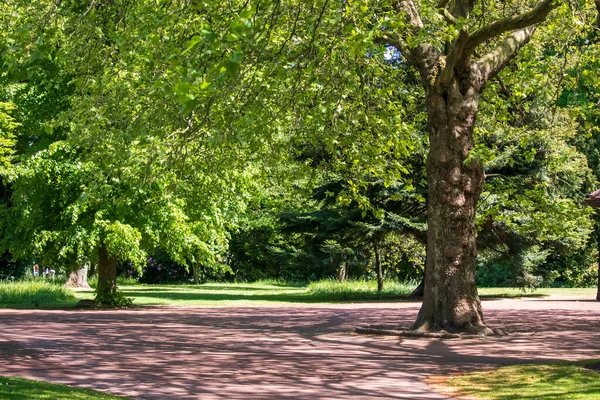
[0,297,599,399]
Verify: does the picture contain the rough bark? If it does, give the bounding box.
[64,264,90,289]
[374,241,384,292]
[412,69,492,334]
[386,0,559,334]
[97,244,117,302]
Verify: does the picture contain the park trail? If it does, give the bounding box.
[0,296,599,399]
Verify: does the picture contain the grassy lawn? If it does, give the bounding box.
[438,361,600,400]
[0,279,596,308]
[70,279,420,306]
[0,376,128,399]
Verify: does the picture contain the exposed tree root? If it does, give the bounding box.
[355,324,506,339]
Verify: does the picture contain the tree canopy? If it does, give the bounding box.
[0,0,598,318]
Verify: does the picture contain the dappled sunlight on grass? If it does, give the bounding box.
[3,279,597,308]
[107,282,594,306]
[108,280,414,306]
[444,362,600,400]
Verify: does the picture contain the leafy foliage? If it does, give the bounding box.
[0,0,598,295]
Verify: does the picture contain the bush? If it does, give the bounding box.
[137,249,191,284]
[476,261,513,287]
[0,255,30,281]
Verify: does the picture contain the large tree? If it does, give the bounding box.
[376,0,576,334]
[1,0,254,304]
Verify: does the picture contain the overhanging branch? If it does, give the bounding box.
[465,0,557,56]
[477,26,536,84]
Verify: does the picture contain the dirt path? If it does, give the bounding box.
[0,297,599,399]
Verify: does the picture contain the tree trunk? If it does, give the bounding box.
[596,213,600,301]
[337,262,347,282]
[193,263,199,285]
[413,81,493,334]
[64,264,90,289]
[374,241,384,292]
[88,263,97,278]
[96,244,117,303]
[409,279,424,297]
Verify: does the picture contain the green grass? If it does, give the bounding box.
[0,279,596,308]
[0,376,128,399]
[74,281,595,307]
[442,361,600,400]
[306,279,417,300]
[66,279,416,306]
[0,281,78,308]
[478,287,596,298]
[87,276,140,289]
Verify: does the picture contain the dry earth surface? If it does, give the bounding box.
[0,296,599,399]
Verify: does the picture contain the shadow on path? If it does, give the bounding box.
[0,298,599,399]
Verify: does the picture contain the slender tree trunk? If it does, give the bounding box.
[337,262,347,282]
[96,244,117,303]
[596,213,600,301]
[64,264,90,289]
[88,263,97,278]
[193,263,199,285]
[374,241,384,292]
[413,81,492,334]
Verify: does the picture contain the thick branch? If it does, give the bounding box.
[389,0,440,84]
[477,26,536,84]
[440,8,458,25]
[437,26,469,87]
[465,0,557,55]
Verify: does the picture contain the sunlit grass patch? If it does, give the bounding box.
[478,287,596,298]
[306,279,417,300]
[0,281,77,308]
[112,281,308,306]
[439,361,600,400]
[0,376,129,399]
